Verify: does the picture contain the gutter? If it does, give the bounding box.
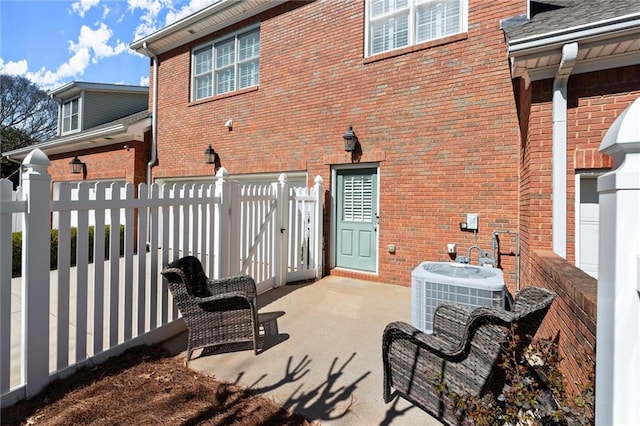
[552,42,578,259]
[140,42,158,187]
[508,13,640,55]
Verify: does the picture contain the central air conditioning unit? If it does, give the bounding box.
[411,261,506,333]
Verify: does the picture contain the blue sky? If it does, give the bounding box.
[0,0,215,90]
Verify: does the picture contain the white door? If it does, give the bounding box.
[577,176,599,278]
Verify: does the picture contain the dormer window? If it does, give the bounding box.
[62,98,80,134]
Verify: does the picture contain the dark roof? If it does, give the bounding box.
[504,0,640,40]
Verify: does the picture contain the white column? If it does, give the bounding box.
[596,97,640,425]
[20,149,52,398]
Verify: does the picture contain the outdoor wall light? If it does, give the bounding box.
[343,126,358,152]
[69,156,87,176]
[204,144,221,173]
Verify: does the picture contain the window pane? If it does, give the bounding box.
[216,68,235,94]
[371,0,409,18]
[239,30,260,61]
[370,14,409,54]
[239,60,259,88]
[216,38,235,68]
[416,0,460,42]
[194,48,212,75]
[195,75,212,99]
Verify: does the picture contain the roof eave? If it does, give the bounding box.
[2,117,152,161]
[130,0,286,56]
[508,13,640,55]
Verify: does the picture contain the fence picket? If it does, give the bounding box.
[137,184,148,335]
[75,182,90,362]
[93,182,107,354]
[1,158,323,407]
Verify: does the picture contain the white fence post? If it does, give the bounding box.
[215,167,231,278]
[596,97,640,425]
[273,174,289,287]
[20,149,52,398]
[312,175,324,278]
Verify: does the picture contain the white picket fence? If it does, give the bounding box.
[0,149,323,407]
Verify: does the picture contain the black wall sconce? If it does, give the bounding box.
[343,126,358,152]
[204,144,221,173]
[343,126,362,162]
[69,156,87,178]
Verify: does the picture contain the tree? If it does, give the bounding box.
[1,74,58,186]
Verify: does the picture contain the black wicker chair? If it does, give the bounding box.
[161,256,259,364]
[382,286,555,425]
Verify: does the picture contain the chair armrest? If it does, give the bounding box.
[432,303,474,338]
[205,275,257,299]
[383,321,465,358]
[194,290,253,305]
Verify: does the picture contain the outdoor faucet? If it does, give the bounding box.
[467,245,482,266]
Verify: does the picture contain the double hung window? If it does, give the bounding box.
[367,0,465,56]
[62,98,80,134]
[192,27,260,101]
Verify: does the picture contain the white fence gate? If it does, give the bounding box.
[0,149,323,407]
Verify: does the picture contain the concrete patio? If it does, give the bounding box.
[164,275,442,425]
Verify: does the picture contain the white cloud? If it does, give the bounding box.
[128,0,215,41]
[139,75,150,86]
[13,23,128,89]
[165,0,214,25]
[73,23,128,63]
[0,58,29,76]
[71,0,100,18]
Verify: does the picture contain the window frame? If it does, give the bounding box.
[61,97,81,135]
[364,0,468,57]
[191,25,261,102]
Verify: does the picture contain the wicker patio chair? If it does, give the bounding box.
[161,256,259,364]
[382,286,555,425]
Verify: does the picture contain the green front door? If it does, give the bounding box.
[336,168,378,272]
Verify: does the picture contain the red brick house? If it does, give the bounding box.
[3,82,152,189]
[503,0,640,392]
[131,0,526,288]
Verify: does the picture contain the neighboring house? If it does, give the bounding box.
[2,82,151,190]
[503,0,640,281]
[131,0,526,289]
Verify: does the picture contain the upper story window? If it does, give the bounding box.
[366,0,466,56]
[62,98,80,134]
[192,27,260,101]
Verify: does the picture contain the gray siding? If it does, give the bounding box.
[82,92,148,130]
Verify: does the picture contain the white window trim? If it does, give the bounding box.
[364,0,468,58]
[60,96,82,136]
[191,24,261,102]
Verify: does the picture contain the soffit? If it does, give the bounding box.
[130,0,285,56]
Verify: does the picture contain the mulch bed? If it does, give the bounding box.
[1,344,314,425]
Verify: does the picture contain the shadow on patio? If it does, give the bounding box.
[164,275,442,425]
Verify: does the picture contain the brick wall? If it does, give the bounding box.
[528,250,596,396]
[48,138,149,188]
[519,66,640,285]
[152,0,526,287]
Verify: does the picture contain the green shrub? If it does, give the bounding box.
[12,225,126,277]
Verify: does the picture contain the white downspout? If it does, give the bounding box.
[552,42,578,258]
[143,42,158,186]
